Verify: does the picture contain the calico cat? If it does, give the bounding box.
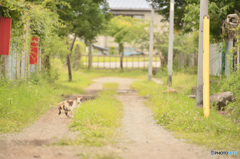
[57,96,82,118]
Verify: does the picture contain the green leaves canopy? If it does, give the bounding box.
[58,0,112,43]
[105,15,149,45]
[149,0,240,41]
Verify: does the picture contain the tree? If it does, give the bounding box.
[147,0,191,32]
[154,27,198,68]
[0,0,69,81]
[58,0,112,79]
[131,24,198,68]
[149,0,240,41]
[105,15,149,69]
[184,0,240,41]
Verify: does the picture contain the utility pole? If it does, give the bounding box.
[167,0,174,86]
[196,0,208,106]
[203,15,210,117]
[148,0,154,81]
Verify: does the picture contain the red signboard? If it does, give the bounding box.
[30,37,39,64]
[0,17,12,55]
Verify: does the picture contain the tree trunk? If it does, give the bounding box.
[119,43,124,70]
[67,35,77,81]
[159,52,167,69]
[41,49,50,73]
[73,44,81,70]
[189,53,195,67]
[88,43,92,70]
[178,52,185,68]
[45,54,51,71]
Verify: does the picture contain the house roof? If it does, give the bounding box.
[92,44,108,51]
[108,0,151,11]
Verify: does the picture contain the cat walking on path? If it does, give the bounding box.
[57,96,82,118]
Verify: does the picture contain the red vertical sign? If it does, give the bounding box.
[0,17,12,55]
[30,37,39,64]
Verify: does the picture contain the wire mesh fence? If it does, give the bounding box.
[80,55,161,70]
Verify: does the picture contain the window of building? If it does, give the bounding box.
[113,14,144,19]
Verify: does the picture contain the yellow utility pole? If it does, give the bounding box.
[203,15,210,117]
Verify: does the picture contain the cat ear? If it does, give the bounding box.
[76,96,78,99]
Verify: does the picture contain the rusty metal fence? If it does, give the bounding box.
[80,55,161,70]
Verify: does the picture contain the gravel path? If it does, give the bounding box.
[0,77,232,159]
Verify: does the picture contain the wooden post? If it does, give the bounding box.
[16,49,20,80]
[10,45,17,80]
[4,55,11,80]
[24,19,30,82]
[88,43,92,70]
[20,51,26,79]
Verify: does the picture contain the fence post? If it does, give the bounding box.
[39,48,42,71]
[4,55,11,80]
[10,45,17,80]
[88,43,92,70]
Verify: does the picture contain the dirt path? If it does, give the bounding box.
[116,93,213,159]
[0,77,231,159]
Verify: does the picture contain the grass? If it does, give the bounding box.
[132,72,240,151]
[59,83,123,146]
[0,79,62,133]
[0,58,145,133]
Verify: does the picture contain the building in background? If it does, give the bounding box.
[94,0,165,55]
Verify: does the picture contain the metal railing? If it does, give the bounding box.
[80,55,161,70]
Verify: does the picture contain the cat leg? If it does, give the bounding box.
[58,107,62,115]
[65,111,69,117]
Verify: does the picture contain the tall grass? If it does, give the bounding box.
[132,73,240,151]
[0,78,62,133]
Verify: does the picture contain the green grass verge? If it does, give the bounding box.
[132,73,240,151]
[0,79,62,133]
[0,58,145,133]
[59,83,123,146]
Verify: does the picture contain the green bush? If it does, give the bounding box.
[212,72,240,121]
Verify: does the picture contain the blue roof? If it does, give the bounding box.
[108,0,151,10]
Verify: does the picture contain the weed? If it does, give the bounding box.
[60,83,123,146]
[132,72,240,151]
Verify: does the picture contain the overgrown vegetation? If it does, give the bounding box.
[210,72,240,123]
[59,83,123,146]
[0,78,59,133]
[132,72,240,151]
[0,58,146,133]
